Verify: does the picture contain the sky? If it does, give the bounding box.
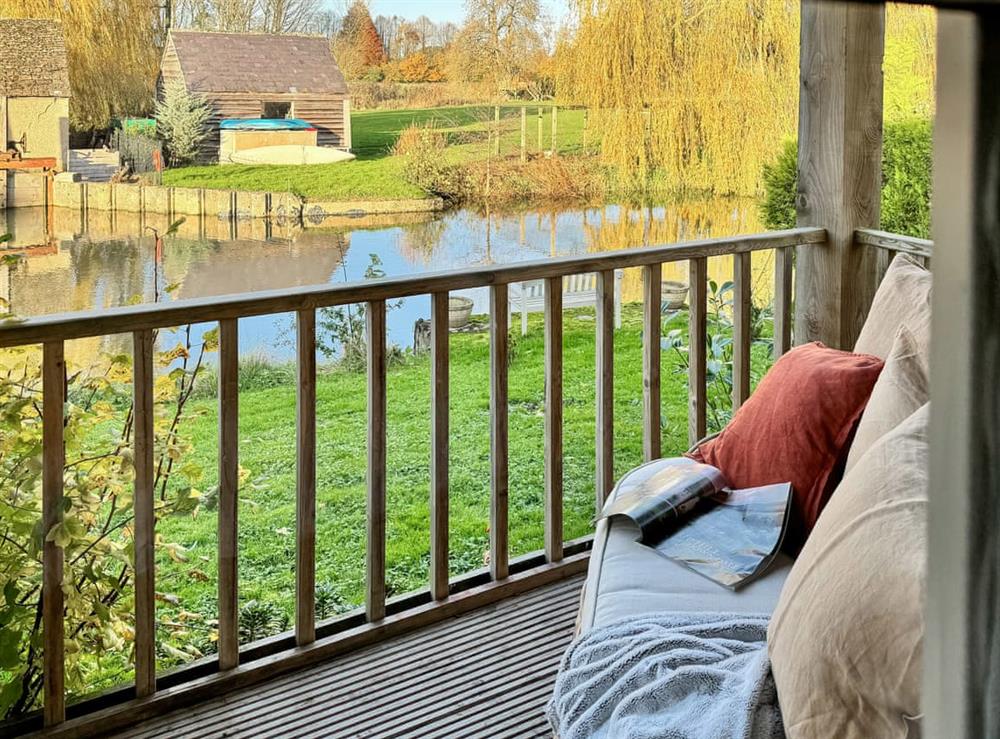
[356,0,569,26]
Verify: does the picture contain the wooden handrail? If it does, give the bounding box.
[0,229,825,349]
[24,226,827,730]
[854,228,933,259]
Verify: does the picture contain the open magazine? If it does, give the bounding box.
[599,457,792,589]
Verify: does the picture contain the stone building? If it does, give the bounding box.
[0,18,71,170]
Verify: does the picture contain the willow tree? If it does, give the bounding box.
[0,0,162,130]
[557,0,799,195]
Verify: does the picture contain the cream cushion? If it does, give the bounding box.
[854,253,932,360]
[768,404,928,739]
[845,327,929,474]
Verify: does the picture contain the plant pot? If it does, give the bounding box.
[448,296,474,329]
[661,280,689,310]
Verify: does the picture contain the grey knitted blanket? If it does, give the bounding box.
[547,612,784,739]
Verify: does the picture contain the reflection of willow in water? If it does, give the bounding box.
[396,218,450,266]
[582,199,775,306]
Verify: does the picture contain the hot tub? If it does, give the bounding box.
[219,119,319,163]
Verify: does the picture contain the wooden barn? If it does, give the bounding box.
[159,30,351,162]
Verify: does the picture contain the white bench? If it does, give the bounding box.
[512,270,624,336]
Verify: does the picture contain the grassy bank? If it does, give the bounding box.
[152,304,771,631]
[162,105,589,202]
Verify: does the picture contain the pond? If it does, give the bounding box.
[0,199,773,364]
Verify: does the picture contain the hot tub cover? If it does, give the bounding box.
[220,118,316,131]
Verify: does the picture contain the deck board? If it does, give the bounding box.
[112,576,583,738]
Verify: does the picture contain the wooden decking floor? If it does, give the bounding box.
[111,575,583,738]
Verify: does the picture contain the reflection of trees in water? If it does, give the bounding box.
[397,218,449,266]
[582,199,774,304]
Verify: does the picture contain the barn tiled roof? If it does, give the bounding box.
[0,19,70,97]
[168,30,348,95]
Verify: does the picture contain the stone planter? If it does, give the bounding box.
[448,296,474,329]
[661,281,689,310]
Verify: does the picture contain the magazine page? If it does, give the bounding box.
[600,458,728,545]
[651,482,793,589]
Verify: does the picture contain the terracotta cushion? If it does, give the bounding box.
[689,342,883,547]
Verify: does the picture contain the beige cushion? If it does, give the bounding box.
[845,327,929,474]
[854,254,932,360]
[768,404,928,739]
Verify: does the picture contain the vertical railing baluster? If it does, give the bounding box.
[642,264,662,461]
[733,252,752,410]
[133,330,156,696]
[42,341,65,726]
[595,270,615,511]
[688,258,708,446]
[430,293,450,600]
[366,300,387,621]
[296,309,316,645]
[544,277,563,563]
[218,319,239,670]
[490,285,509,581]
[774,246,793,356]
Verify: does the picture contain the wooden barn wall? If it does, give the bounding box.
[197,92,347,161]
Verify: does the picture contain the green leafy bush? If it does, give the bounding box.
[760,118,932,238]
[0,328,213,718]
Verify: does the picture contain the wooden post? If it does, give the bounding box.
[133,330,156,697]
[924,12,1000,739]
[537,107,543,151]
[551,106,558,154]
[794,0,885,349]
[520,107,527,162]
[430,293,449,600]
[582,108,589,152]
[217,319,239,671]
[295,310,316,645]
[595,270,615,510]
[494,105,501,156]
[42,341,65,726]
[366,300,387,622]
[489,285,509,581]
[688,258,708,445]
[642,264,661,461]
[544,278,563,563]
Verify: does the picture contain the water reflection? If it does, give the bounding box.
[0,199,772,363]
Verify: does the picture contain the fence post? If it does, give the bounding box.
[494,105,501,156]
[521,107,527,162]
[552,106,558,154]
[538,107,543,150]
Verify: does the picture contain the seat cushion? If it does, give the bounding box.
[579,497,794,632]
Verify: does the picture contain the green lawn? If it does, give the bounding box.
[161,104,590,202]
[150,305,768,646]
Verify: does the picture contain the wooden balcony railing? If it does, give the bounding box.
[3,227,833,736]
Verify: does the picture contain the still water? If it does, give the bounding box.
[0,200,772,362]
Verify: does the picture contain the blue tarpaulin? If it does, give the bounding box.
[219,118,316,130]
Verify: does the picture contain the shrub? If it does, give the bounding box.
[155,80,211,167]
[760,118,932,238]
